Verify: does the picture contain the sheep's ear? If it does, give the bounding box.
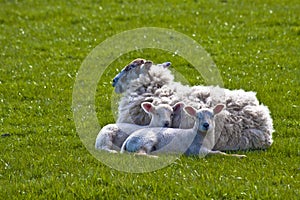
[162,62,171,68]
[141,102,154,113]
[184,106,197,117]
[173,102,185,113]
[213,104,225,115]
[143,61,153,70]
[131,58,145,65]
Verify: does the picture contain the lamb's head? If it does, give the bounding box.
[184,104,225,133]
[141,102,181,128]
[112,58,171,93]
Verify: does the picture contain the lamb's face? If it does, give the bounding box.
[141,102,174,128]
[151,105,174,128]
[196,109,214,132]
[184,104,225,133]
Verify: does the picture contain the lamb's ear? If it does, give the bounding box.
[173,102,185,113]
[141,102,154,113]
[213,104,225,115]
[184,106,197,117]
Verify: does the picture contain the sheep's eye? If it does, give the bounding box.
[112,77,119,86]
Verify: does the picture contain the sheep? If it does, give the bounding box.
[113,59,274,150]
[211,103,274,151]
[120,104,246,158]
[95,102,182,153]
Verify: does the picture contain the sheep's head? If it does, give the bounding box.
[112,58,171,93]
[184,104,225,133]
[141,102,179,128]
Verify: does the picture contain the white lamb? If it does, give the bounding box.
[95,102,182,153]
[113,58,274,150]
[120,104,246,158]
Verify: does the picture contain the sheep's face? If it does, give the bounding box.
[113,58,148,93]
[184,104,225,133]
[112,59,171,93]
[141,102,174,128]
[196,110,214,132]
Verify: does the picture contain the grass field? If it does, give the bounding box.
[0,0,299,199]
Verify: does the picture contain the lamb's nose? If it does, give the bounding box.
[203,123,209,129]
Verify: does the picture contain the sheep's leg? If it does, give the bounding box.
[133,148,158,158]
[103,148,119,154]
[95,132,119,153]
[208,150,246,158]
[132,138,159,158]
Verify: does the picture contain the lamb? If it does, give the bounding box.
[120,104,246,158]
[95,102,182,153]
[112,58,274,150]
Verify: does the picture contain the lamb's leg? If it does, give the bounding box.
[134,148,158,158]
[103,148,118,154]
[95,131,118,153]
[208,150,247,158]
[131,137,158,158]
[95,126,131,153]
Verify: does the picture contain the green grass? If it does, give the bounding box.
[0,0,299,199]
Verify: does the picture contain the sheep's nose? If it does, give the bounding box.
[164,121,170,127]
[203,123,209,129]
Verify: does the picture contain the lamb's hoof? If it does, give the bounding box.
[133,152,158,158]
[236,154,247,158]
[101,149,118,154]
[147,154,159,159]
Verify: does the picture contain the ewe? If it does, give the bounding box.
[121,104,246,158]
[95,102,182,153]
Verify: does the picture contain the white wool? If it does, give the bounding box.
[116,60,274,150]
